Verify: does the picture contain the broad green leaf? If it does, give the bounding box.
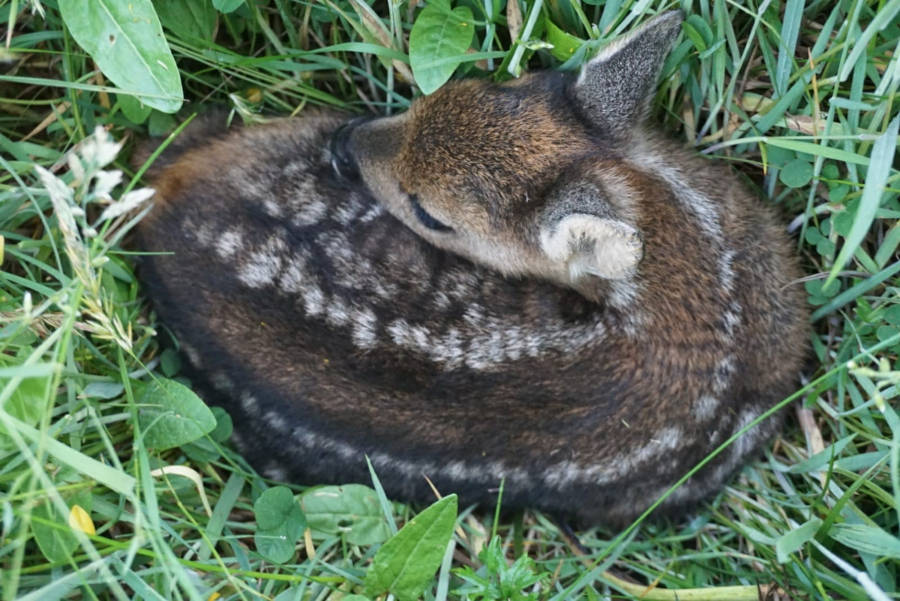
[0,372,50,446]
[409,1,474,94]
[255,486,303,531]
[183,406,232,462]
[209,407,233,442]
[159,348,182,377]
[32,489,93,564]
[764,144,795,168]
[254,528,295,564]
[213,0,244,13]
[779,158,813,188]
[136,377,216,450]
[775,518,822,563]
[117,94,152,124]
[253,486,306,564]
[826,115,900,287]
[58,0,183,113]
[829,523,900,559]
[364,494,457,601]
[300,484,391,545]
[885,305,900,325]
[545,17,582,61]
[83,381,124,400]
[155,0,217,41]
[148,110,177,137]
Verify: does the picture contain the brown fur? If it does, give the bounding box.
[135,12,807,527]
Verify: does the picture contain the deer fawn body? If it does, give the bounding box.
[136,12,806,526]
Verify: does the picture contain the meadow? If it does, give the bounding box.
[1,0,899,600]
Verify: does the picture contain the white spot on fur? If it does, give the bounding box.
[291,196,328,226]
[181,342,201,367]
[713,356,735,393]
[433,327,466,368]
[240,391,258,415]
[264,410,288,433]
[334,197,362,225]
[608,279,646,335]
[238,235,287,288]
[542,426,683,487]
[216,229,243,259]
[731,408,765,458]
[193,221,215,246]
[301,285,324,316]
[718,249,736,292]
[210,371,233,392]
[722,304,741,338]
[280,254,308,293]
[359,203,385,222]
[262,463,287,481]
[322,231,354,264]
[351,307,378,349]
[634,150,722,242]
[384,307,610,371]
[325,295,350,327]
[622,427,683,470]
[262,199,283,217]
[432,290,453,310]
[693,395,719,420]
[705,407,772,489]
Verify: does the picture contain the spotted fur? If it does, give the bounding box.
[135,12,807,527]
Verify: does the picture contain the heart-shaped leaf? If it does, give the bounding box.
[300,484,391,545]
[254,486,306,564]
[137,377,216,450]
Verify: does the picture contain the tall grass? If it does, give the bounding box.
[1,1,899,600]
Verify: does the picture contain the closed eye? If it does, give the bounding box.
[409,195,453,232]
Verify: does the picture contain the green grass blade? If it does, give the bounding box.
[839,0,900,81]
[5,414,136,496]
[775,0,803,95]
[826,115,900,287]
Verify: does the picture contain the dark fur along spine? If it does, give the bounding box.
[135,11,807,527]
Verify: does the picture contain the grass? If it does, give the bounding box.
[1,0,899,600]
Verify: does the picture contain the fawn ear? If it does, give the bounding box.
[539,182,643,281]
[573,11,682,138]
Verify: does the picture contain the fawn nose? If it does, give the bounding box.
[330,117,369,180]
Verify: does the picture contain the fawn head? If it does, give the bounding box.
[340,11,683,298]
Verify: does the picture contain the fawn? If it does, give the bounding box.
[136,11,807,526]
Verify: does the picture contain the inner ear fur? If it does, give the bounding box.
[538,180,643,281]
[573,10,683,138]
